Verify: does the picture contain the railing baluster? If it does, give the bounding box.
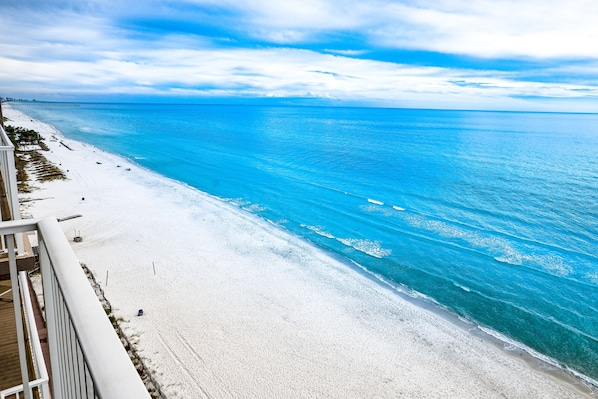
[76,338,87,398]
[85,363,95,398]
[39,233,63,399]
[65,315,75,398]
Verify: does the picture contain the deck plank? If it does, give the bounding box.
[0,285,24,392]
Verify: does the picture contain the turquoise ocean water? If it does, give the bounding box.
[11,103,598,383]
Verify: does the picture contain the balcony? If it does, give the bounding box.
[0,104,150,398]
[0,218,151,399]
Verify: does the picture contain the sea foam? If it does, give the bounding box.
[337,238,392,258]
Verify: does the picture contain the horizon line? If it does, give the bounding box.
[5,99,598,116]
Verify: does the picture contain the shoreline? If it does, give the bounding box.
[345,257,598,396]
[5,104,596,398]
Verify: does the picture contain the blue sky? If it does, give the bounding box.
[1,0,598,111]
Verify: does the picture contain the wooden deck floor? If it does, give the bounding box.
[1,277,51,396]
[0,282,22,392]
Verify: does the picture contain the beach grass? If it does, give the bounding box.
[4,123,67,192]
[81,263,166,399]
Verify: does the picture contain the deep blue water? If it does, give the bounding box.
[11,103,598,382]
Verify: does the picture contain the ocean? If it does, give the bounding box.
[11,103,598,383]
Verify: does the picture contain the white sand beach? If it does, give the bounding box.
[5,106,594,398]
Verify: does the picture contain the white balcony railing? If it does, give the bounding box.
[0,218,150,399]
[1,271,50,399]
[0,119,25,255]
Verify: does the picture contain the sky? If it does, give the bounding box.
[1,0,598,111]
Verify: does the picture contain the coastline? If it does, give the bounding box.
[5,104,596,398]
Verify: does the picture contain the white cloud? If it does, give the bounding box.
[324,49,368,56]
[5,0,598,59]
[368,0,598,58]
[2,42,596,105]
[2,0,598,111]
[180,0,598,58]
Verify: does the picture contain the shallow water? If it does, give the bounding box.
[12,103,598,381]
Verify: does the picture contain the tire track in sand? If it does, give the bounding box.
[172,329,234,397]
[156,330,214,399]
